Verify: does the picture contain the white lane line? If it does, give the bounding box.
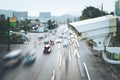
[76,39,80,47]
[58,43,61,48]
[69,50,71,62]
[59,54,62,67]
[50,69,56,80]
[74,49,77,56]
[77,59,85,77]
[73,39,80,47]
[76,49,80,59]
[84,62,91,80]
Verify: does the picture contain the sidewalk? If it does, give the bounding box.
[86,43,120,80]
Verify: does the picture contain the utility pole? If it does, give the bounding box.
[7,17,10,51]
[101,3,103,16]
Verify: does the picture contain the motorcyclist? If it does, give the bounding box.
[50,40,54,45]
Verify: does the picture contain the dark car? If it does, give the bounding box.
[3,50,23,67]
[43,45,51,54]
[0,50,23,76]
[23,54,36,65]
[23,50,36,65]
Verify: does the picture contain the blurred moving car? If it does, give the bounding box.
[38,35,44,39]
[3,50,23,67]
[43,45,51,54]
[0,50,23,76]
[3,50,22,60]
[63,39,69,47]
[44,39,49,44]
[23,53,36,65]
[56,38,62,43]
[23,49,36,65]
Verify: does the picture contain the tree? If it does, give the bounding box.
[110,12,114,15]
[80,6,108,20]
[19,19,32,31]
[0,19,8,43]
[47,20,57,29]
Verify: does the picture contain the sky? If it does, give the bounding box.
[0,0,117,16]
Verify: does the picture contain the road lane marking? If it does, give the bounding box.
[77,59,85,77]
[84,62,91,80]
[50,69,56,80]
[76,40,80,47]
[58,43,61,48]
[69,50,71,62]
[59,54,62,67]
[74,49,76,56]
[76,49,80,59]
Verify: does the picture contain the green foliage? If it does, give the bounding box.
[19,19,32,31]
[11,33,24,43]
[80,6,108,20]
[0,19,8,43]
[47,20,57,30]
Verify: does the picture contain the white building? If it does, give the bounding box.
[39,12,51,22]
[13,11,28,20]
[0,9,13,19]
[0,9,28,20]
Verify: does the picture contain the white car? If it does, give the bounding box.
[63,39,69,47]
[56,38,62,43]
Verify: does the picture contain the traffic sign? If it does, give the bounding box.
[9,17,16,27]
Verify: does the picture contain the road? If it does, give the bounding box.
[2,25,118,80]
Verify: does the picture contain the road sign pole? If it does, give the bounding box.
[7,17,11,51]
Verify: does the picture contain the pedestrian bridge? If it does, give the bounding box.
[68,15,120,64]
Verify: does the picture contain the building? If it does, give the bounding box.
[115,0,120,16]
[39,12,51,21]
[0,9,13,19]
[13,11,28,20]
[0,14,5,19]
[0,9,28,20]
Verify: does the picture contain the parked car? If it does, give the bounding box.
[43,45,51,54]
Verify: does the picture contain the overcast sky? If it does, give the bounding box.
[0,0,117,16]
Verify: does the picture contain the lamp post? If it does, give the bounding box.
[7,17,10,51]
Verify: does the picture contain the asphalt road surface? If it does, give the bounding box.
[2,25,118,80]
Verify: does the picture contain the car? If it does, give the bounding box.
[3,50,22,60]
[43,45,51,54]
[44,39,49,44]
[23,53,36,65]
[56,38,62,43]
[38,35,44,39]
[23,49,36,65]
[63,39,69,47]
[0,50,23,75]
